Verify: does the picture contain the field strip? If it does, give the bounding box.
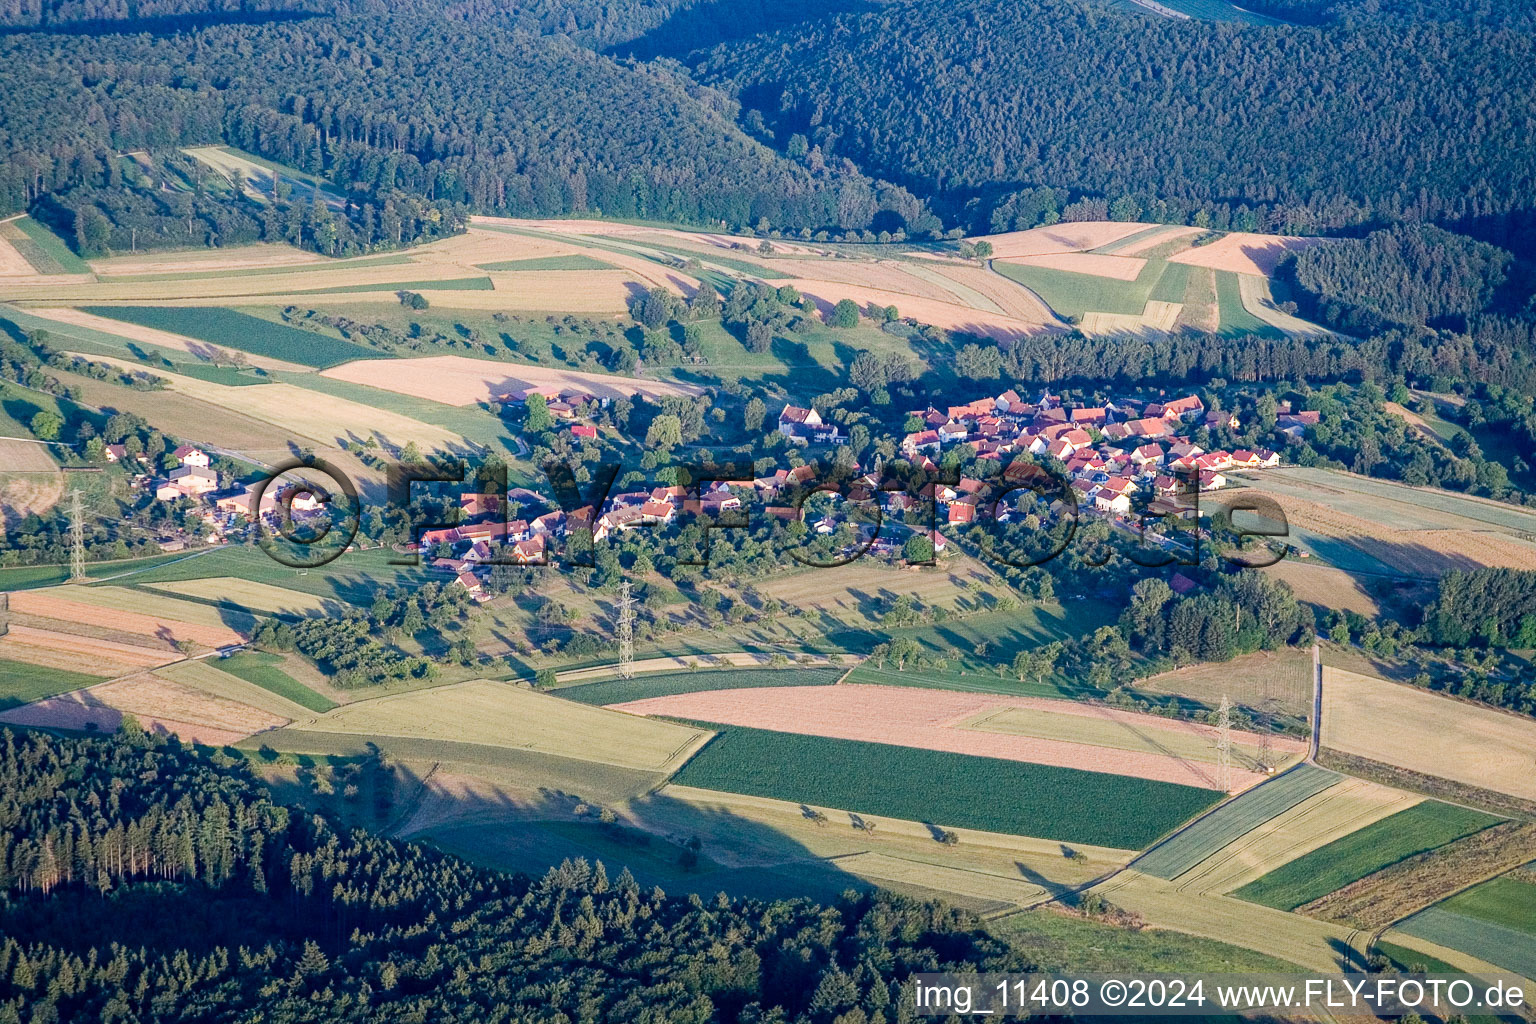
[1249,466,1536,535]
[935,263,1059,322]
[1322,666,1536,802]
[288,679,710,773]
[0,229,35,277]
[12,587,249,645]
[87,242,329,277]
[1133,764,1342,880]
[22,307,309,371]
[0,439,60,472]
[158,659,311,721]
[143,578,349,617]
[1006,252,1147,280]
[617,683,1284,791]
[0,624,178,668]
[832,851,1052,909]
[1236,274,1331,336]
[554,652,846,685]
[1381,926,1536,988]
[1168,232,1325,276]
[1169,778,1421,893]
[788,278,1059,340]
[0,673,280,746]
[65,353,462,451]
[1089,870,1364,971]
[1395,910,1536,986]
[1103,225,1205,257]
[321,353,705,407]
[970,223,1157,259]
[901,262,1006,312]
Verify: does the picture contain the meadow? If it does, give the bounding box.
[81,306,378,368]
[1397,905,1536,982]
[144,578,344,618]
[476,255,615,271]
[121,546,436,606]
[211,651,336,713]
[1233,801,1502,911]
[1133,764,1342,879]
[7,216,91,273]
[556,666,844,705]
[670,724,1221,848]
[0,658,104,710]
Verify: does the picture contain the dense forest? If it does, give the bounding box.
[696,0,1536,236]
[0,727,1026,1023]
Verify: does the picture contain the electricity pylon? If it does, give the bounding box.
[1215,694,1233,793]
[69,490,86,583]
[617,580,634,679]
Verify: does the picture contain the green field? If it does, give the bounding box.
[117,545,433,606]
[1148,261,1194,303]
[993,909,1297,972]
[79,306,378,369]
[0,551,197,593]
[671,725,1221,848]
[1397,905,1536,981]
[476,255,615,271]
[0,658,104,710]
[216,651,335,713]
[9,215,92,273]
[1135,765,1342,879]
[993,259,1170,318]
[1214,271,1274,335]
[1234,802,1502,910]
[1431,874,1536,936]
[557,666,844,705]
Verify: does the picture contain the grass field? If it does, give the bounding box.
[157,658,315,720]
[121,545,432,606]
[476,255,615,271]
[1321,666,1536,802]
[1397,906,1536,983]
[9,216,91,273]
[286,276,494,295]
[1433,874,1536,935]
[557,666,844,705]
[285,679,709,772]
[1214,272,1273,335]
[144,578,346,617]
[0,658,105,710]
[80,306,377,368]
[1134,764,1342,879]
[1233,801,1502,911]
[1134,647,1314,720]
[992,259,1167,318]
[671,724,1221,848]
[211,651,336,713]
[991,909,1297,972]
[98,253,411,283]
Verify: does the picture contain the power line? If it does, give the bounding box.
[68,489,86,584]
[1215,694,1233,794]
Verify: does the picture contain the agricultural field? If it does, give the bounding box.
[1133,764,1342,879]
[1132,646,1314,720]
[1396,874,1536,982]
[0,657,107,710]
[1321,665,1536,802]
[0,438,59,472]
[1233,801,1502,911]
[81,306,377,368]
[0,672,286,746]
[557,666,844,705]
[158,658,320,720]
[0,623,178,676]
[618,682,1286,790]
[214,651,337,713]
[320,353,705,407]
[970,223,1159,258]
[10,587,251,647]
[143,578,347,618]
[670,723,1222,848]
[1165,777,1422,895]
[475,255,616,272]
[278,679,710,773]
[1167,232,1323,276]
[4,215,92,274]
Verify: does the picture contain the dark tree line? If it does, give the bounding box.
[1422,568,1536,649]
[0,727,1028,1023]
[696,0,1536,236]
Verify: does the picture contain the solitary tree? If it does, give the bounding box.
[830,299,860,328]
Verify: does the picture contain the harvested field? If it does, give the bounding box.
[0,623,177,672]
[0,472,64,520]
[835,851,1050,913]
[970,223,1155,259]
[23,307,308,371]
[1106,226,1206,258]
[1007,252,1146,280]
[11,588,249,646]
[560,666,843,705]
[1250,466,1536,535]
[289,679,709,772]
[0,439,59,472]
[0,230,34,277]
[144,578,348,617]
[789,279,1052,340]
[1263,559,1382,617]
[617,683,1288,791]
[673,724,1220,848]
[1140,300,1183,332]
[1169,232,1326,276]
[1171,778,1421,895]
[1134,647,1314,719]
[1237,274,1331,336]
[1173,265,1220,332]
[158,659,313,720]
[0,672,284,745]
[1298,820,1536,928]
[321,354,705,407]
[71,355,461,452]
[1209,484,1536,575]
[770,260,965,303]
[89,242,326,277]
[900,263,1006,313]
[1134,764,1342,880]
[1234,801,1501,911]
[928,264,1059,322]
[1088,870,1364,972]
[1321,666,1536,802]
[475,255,614,272]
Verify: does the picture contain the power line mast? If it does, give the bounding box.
[1215,694,1233,793]
[68,489,86,583]
[617,580,634,679]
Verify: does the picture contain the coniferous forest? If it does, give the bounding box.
[0,729,1021,1023]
